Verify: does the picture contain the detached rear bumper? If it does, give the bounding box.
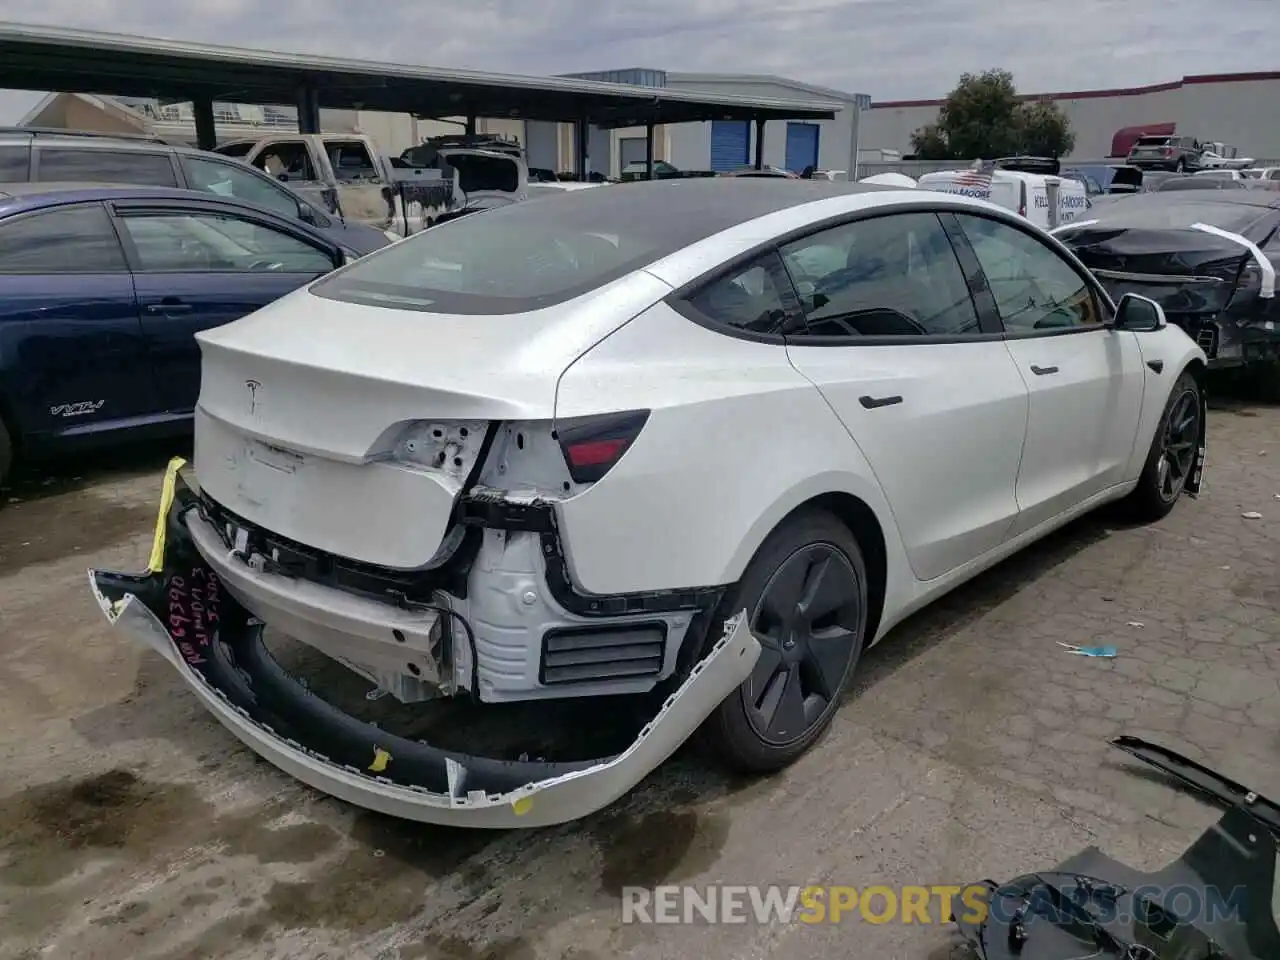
[88,460,761,828]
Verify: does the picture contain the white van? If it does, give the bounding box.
[917,164,1090,230]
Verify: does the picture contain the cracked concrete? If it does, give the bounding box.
[0,399,1277,960]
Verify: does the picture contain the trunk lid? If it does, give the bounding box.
[192,271,670,568]
[1065,224,1250,319]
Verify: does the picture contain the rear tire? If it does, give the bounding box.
[700,510,868,774]
[1175,158,1186,173]
[0,418,11,491]
[1121,370,1201,522]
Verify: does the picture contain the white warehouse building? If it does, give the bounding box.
[859,70,1280,162]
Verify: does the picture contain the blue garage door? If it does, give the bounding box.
[785,122,820,173]
[710,121,750,171]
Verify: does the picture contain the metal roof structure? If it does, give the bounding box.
[0,22,842,130]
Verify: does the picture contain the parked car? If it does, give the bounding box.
[1054,191,1280,368]
[0,183,351,486]
[619,160,682,181]
[1194,169,1246,181]
[0,128,391,256]
[1156,176,1247,192]
[1126,134,1203,172]
[91,178,1207,827]
[217,132,528,237]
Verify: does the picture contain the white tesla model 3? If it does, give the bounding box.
[90,178,1207,827]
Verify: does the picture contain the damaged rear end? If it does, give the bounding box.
[87,226,763,826]
[1059,195,1280,367]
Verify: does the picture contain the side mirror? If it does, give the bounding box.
[298,204,318,225]
[1114,293,1166,332]
[276,172,290,183]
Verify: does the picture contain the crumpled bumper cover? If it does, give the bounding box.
[88,460,761,828]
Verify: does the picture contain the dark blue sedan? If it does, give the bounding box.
[0,183,353,486]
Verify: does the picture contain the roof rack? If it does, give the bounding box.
[0,125,169,144]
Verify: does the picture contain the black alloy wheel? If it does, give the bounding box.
[743,543,863,746]
[1157,386,1200,503]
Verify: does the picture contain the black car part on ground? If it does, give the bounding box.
[1061,196,1280,365]
[952,736,1280,960]
[90,473,635,798]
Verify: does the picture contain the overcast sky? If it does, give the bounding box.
[0,0,1275,122]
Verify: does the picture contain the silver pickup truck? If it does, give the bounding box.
[213,132,528,237]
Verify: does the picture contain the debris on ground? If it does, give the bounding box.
[1242,511,1263,519]
[1057,643,1118,658]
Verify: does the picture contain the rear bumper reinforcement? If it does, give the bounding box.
[87,460,761,828]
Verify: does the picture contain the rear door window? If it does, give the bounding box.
[326,140,381,182]
[37,147,179,186]
[0,203,128,273]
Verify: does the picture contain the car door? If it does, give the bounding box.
[950,212,1145,538]
[777,210,1031,582]
[111,201,342,414]
[321,139,394,231]
[0,201,149,442]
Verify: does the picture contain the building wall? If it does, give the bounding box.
[662,75,864,175]
[860,73,1280,161]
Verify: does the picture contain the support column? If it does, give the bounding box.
[644,121,655,180]
[754,117,766,170]
[192,96,217,151]
[575,117,589,180]
[465,114,477,136]
[296,83,321,134]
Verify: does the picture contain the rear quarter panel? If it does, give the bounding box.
[553,301,913,614]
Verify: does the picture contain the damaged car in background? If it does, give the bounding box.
[1053,192,1280,368]
[90,179,1207,827]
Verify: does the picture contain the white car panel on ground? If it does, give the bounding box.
[90,178,1208,825]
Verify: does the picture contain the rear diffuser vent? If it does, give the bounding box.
[540,623,667,685]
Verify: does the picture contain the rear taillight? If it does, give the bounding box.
[555,410,649,484]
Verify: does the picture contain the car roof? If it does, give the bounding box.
[518,176,887,233]
[0,182,318,229]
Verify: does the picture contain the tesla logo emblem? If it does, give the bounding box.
[245,379,262,416]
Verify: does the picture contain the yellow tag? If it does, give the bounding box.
[368,747,391,773]
[146,456,188,574]
[511,796,534,817]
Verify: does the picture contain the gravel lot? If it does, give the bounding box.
[1,399,1277,960]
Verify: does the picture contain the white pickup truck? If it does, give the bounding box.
[213,132,528,237]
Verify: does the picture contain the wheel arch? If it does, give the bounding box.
[722,477,894,646]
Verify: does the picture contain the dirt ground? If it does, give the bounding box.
[1,400,1278,960]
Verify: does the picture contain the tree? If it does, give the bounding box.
[907,69,1076,160]
[1014,99,1076,158]
[909,123,953,160]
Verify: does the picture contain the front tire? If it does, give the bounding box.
[1175,158,1186,173]
[700,510,868,773]
[1121,370,1201,522]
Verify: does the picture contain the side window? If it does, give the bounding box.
[180,156,301,218]
[326,140,381,182]
[683,251,796,334]
[37,148,178,186]
[0,144,30,182]
[955,214,1102,332]
[255,142,317,182]
[1269,170,1280,181]
[779,212,981,338]
[0,204,127,274]
[118,211,335,274]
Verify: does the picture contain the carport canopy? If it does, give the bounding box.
[0,22,841,132]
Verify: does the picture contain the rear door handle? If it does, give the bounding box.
[146,300,193,314]
[859,395,903,409]
[1030,365,1059,376]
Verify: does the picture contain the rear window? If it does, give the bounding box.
[311,180,842,315]
[1088,196,1270,233]
[1158,177,1245,192]
[1134,137,1172,147]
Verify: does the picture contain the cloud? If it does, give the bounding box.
[0,0,1273,116]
